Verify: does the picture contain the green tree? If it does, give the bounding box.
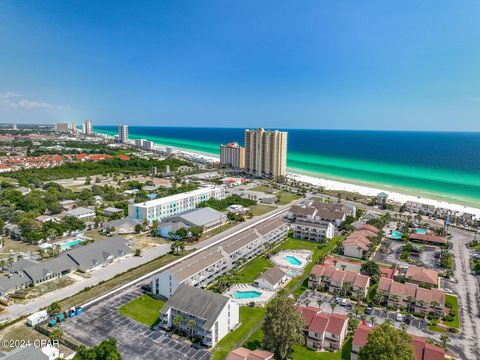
[360,260,381,278]
[358,322,415,360]
[47,301,62,316]
[134,224,143,233]
[263,296,304,360]
[439,334,450,350]
[49,328,63,341]
[73,338,121,360]
[173,314,183,334]
[330,302,336,314]
[187,319,197,339]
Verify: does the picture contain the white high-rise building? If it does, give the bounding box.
[118,124,128,143]
[143,140,154,150]
[135,139,145,147]
[220,142,245,168]
[244,128,288,178]
[83,120,92,136]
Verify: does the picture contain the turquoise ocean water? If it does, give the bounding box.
[94,126,480,208]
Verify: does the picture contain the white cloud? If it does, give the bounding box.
[0,91,67,110]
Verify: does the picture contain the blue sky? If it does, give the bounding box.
[1,1,480,131]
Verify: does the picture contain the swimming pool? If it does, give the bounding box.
[284,255,302,266]
[390,230,403,239]
[61,239,83,250]
[416,229,427,234]
[232,290,262,299]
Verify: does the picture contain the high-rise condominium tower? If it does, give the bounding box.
[118,124,128,143]
[84,119,92,136]
[244,128,288,178]
[220,142,245,169]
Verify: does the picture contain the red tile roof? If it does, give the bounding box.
[409,233,448,245]
[406,266,439,286]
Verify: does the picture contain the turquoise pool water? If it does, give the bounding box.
[61,239,83,250]
[284,255,302,266]
[232,290,262,299]
[416,229,427,234]
[390,230,403,239]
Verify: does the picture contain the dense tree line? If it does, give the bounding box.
[197,195,256,211]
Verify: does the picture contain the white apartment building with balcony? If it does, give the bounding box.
[152,218,288,298]
[128,185,225,223]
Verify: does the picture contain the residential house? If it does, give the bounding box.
[65,206,96,220]
[404,266,439,288]
[377,277,445,316]
[351,324,445,360]
[152,218,288,298]
[226,348,273,360]
[59,199,76,211]
[103,207,124,217]
[298,306,348,351]
[160,284,239,347]
[254,267,288,291]
[409,233,448,246]
[102,218,143,234]
[309,265,370,299]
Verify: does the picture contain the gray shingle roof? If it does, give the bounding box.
[257,267,287,285]
[65,206,95,217]
[0,346,49,360]
[8,258,38,273]
[0,273,30,292]
[161,284,230,330]
[105,218,142,228]
[23,256,77,282]
[61,236,131,271]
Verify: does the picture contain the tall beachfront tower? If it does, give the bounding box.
[118,124,128,143]
[220,142,245,169]
[244,128,288,178]
[83,119,92,136]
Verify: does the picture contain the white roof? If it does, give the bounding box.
[132,186,223,209]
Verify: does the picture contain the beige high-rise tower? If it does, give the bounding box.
[244,128,288,178]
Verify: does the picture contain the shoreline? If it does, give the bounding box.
[96,131,480,218]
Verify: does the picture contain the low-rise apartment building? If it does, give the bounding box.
[152,218,288,298]
[377,277,445,316]
[351,324,445,360]
[128,186,226,223]
[298,306,348,351]
[309,265,370,299]
[160,284,239,347]
[404,266,439,288]
[409,233,448,246]
[342,225,380,259]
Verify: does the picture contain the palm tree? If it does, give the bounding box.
[173,315,183,334]
[400,322,408,332]
[369,316,376,326]
[304,299,311,307]
[316,299,323,309]
[187,319,197,340]
[330,302,336,314]
[341,264,347,271]
[439,334,450,350]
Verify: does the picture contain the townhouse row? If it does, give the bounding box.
[151,218,288,298]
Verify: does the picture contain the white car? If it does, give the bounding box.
[395,313,403,322]
[442,288,454,294]
[340,298,348,307]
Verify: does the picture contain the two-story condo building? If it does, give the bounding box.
[377,277,445,316]
[298,306,348,351]
[309,265,370,299]
[160,284,239,347]
[128,185,225,223]
[152,218,288,298]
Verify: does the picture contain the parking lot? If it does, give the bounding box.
[60,287,211,360]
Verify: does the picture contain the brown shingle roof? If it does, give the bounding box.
[406,266,439,286]
[409,233,448,245]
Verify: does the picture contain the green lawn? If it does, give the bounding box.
[428,325,448,333]
[291,338,352,360]
[235,256,274,283]
[118,294,165,327]
[444,294,460,329]
[252,185,276,193]
[249,204,277,217]
[278,191,301,205]
[213,306,266,360]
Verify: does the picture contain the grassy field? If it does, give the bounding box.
[291,338,352,360]
[234,256,273,283]
[0,238,38,260]
[249,204,276,217]
[213,306,266,360]
[251,185,276,193]
[59,252,184,309]
[118,294,165,327]
[277,191,301,205]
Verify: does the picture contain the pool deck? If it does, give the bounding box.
[270,249,312,273]
[224,284,275,305]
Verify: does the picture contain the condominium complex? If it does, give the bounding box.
[128,186,226,223]
[56,123,69,132]
[135,139,144,148]
[160,284,239,347]
[118,124,128,143]
[220,142,245,168]
[152,218,288,298]
[244,128,288,178]
[83,119,92,136]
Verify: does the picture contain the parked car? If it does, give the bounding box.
[396,313,403,322]
[442,287,454,294]
[340,298,348,307]
[334,297,342,304]
[365,305,373,315]
[405,314,412,325]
